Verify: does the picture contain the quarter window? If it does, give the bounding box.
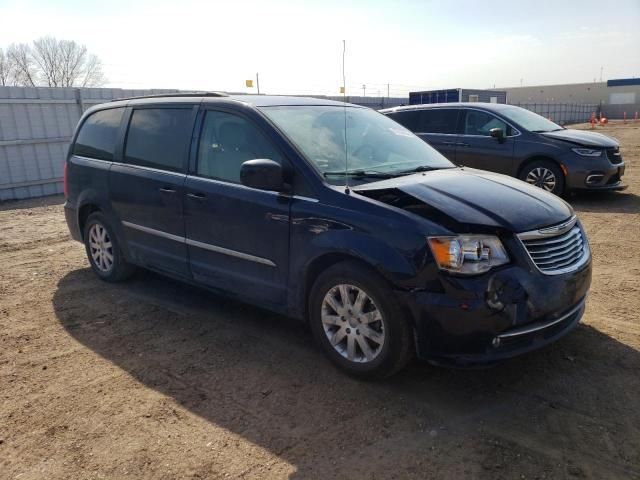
[197,111,282,183]
[387,109,459,134]
[462,110,509,136]
[124,108,192,172]
[73,108,124,161]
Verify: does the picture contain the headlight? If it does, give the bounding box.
[427,235,509,275]
[572,147,602,157]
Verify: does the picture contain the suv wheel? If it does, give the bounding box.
[519,160,565,195]
[83,212,135,282]
[309,260,413,379]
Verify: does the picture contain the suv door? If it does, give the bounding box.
[184,108,290,306]
[109,106,196,277]
[414,108,460,161]
[386,108,459,161]
[454,109,516,174]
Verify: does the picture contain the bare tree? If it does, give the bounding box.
[31,37,105,87]
[80,53,105,87]
[6,43,37,87]
[2,37,106,87]
[0,48,13,86]
[32,36,62,86]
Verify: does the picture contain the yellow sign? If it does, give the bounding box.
[339,86,345,94]
[245,79,254,88]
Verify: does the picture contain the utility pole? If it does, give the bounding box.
[256,72,260,94]
[362,84,366,97]
[387,83,390,98]
[600,66,603,82]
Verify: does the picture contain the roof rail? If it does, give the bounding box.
[111,91,228,102]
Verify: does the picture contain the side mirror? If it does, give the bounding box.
[490,127,505,143]
[240,159,287,192]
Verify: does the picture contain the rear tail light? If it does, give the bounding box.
[63,161,68,198]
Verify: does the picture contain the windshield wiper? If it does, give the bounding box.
[393,165,441,176]
[323,169,395,179]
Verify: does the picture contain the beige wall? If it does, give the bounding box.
[500,82,640,105]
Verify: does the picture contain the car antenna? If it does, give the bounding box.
[342,39,350,195]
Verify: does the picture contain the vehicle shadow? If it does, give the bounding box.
[569,190,640,214]
[52,268,640,479]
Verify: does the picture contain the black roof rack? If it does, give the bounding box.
[111,91,228,102]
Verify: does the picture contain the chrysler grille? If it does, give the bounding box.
[519,223,589,274]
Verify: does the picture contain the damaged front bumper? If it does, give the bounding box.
[398,259,592,366]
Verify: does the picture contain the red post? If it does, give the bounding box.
[635,112,639,121]
[624,112,627,124]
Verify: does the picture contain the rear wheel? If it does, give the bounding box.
[309,261,414,379]
[519,160,565,195]
[83,212,135,282]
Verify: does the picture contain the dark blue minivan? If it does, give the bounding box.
[64,93,592,378]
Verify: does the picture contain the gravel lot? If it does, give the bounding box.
[1,121,639,480]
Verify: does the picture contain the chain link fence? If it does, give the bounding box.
[510,103,598,125]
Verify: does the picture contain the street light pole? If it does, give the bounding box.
[256,72,260,94]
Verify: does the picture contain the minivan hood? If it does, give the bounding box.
[355,168,573,233]
[540,129,618,148]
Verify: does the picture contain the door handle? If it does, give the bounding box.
[187,192,207,201]
[441,141,456,146]
[456,142,470,147]
[159,187,176,194]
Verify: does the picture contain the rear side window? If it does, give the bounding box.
[124,108,192,172]
[418,109,459,134]
[73,108,124,161]
[387,110,421,131]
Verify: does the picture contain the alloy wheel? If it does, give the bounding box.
[525,167,557,192]
[88,223,114,273]
[321,284,385,363]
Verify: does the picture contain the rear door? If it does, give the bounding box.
[183,108,291,306]
[109,105,196,277]
[414,108,460,161]
[454,109,516,174]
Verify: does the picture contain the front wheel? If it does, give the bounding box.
[519,160,565,196]
[309,261,414,379]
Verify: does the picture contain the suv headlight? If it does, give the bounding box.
[427,235,509,275]
[572,147,602,157]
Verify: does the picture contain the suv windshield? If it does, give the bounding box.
[499,106,563,133]
[259,105,455,184]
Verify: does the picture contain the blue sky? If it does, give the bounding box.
[1,0,638,95]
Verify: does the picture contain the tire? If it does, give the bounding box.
[308,260,414,379]
[83,212,135,282]
[519,160,565,196]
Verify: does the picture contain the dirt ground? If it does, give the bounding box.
[1,121,639,480]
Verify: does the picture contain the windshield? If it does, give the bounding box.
[499,106,563,133]
[259,105,455,184]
